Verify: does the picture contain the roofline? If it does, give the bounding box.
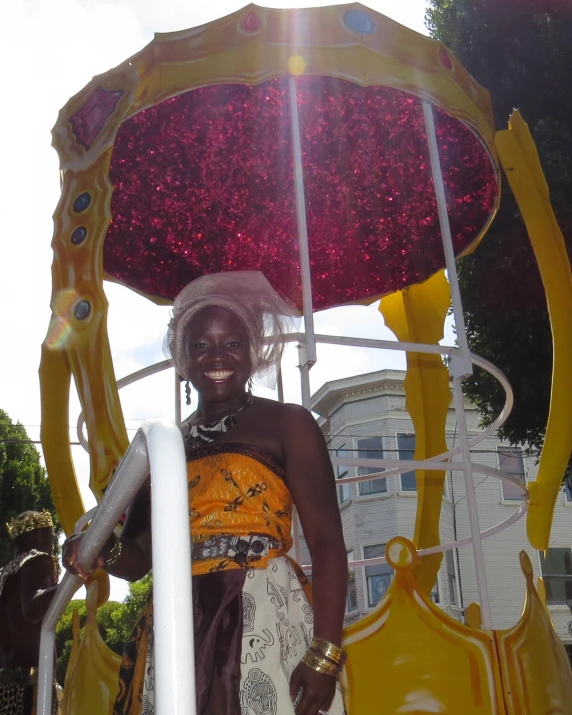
[311,369,407,416]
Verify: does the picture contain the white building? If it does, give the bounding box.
[307,369,572,660]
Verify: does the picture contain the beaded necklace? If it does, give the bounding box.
[183,394,252,456]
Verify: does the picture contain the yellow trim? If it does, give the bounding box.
[495,111,572,550]
[379,270,451,595]
[44,2,498,542]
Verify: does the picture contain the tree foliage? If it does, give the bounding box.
[426,0,572,454]
[55,574,152,684]
[0,409,60,564]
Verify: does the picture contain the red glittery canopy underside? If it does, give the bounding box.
[104,76,497,311]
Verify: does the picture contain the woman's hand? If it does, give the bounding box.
[290,661,337,715]
[62,533,113,579]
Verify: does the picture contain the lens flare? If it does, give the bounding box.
[288,55,306,76]
[44,289,78,349]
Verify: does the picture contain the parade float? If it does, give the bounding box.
[38,4,572,713]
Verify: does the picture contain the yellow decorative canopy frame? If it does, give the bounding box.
[42,2,500,534]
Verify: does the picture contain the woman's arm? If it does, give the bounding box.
[103,479,153,581]
[281,404,347,715]
[19,556,60,624]
[282,403,348,646]
[63,479,153,583]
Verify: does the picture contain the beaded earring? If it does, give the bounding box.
[185,380,191,406]
[247,377,253,395]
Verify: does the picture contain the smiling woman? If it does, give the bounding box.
[62,271,348,715]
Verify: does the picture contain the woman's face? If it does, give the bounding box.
[184,306,252,404]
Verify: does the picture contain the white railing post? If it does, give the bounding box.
[423,100,492,629]
[288,74,317,374]
[143,420,195,715]
[422,101,473,376]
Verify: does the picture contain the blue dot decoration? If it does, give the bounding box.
[73,192,91,213]
[71,226,87,245]
[343,10,375,35]
[74,300,91,321]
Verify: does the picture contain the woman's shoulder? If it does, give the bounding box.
[251,397,312,422]
[251,399,321,444]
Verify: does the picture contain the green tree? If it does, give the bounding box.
[55,574,152,684]
[425,1,572,456]
[0,409,60,564]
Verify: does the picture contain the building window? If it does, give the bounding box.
[565,476,572,503]
[335,448,351,504]
[357,437,387,496]
[364,544,393,608]
[498,448,526,501]
[446,549,458,605]
[397,433,416,491]
[431,581,440,605]
[346,550,358,613]
[539,548,572,605]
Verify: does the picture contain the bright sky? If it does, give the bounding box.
[0,0,432,601]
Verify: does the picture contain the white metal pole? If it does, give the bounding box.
[422,100,492,627]
[37,573,82,715]
[289,74,314,566]
[175,369,182,424]
[37,431,150,715]
[422,101,473,376]
[276,365,285,404]
[288,75,317,367]
[297,343,312,411]
[451,375,493,629]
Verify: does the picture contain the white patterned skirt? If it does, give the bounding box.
[239,557,345,715]
[129,557,345,715]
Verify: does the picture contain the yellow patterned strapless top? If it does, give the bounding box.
[187,443,293,575]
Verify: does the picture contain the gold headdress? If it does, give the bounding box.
[6,510,54,540]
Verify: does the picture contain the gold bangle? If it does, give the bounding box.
[310,637,347,667]
[302,651,339,678]
[302,655,338,678]
[104,536,123,566]
[302,649,341,678]
[312,652,342,675]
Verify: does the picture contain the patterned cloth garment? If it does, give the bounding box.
[0,670,60,715]
[112,444,346,715]
[0,554,61,715]
[0,551,58,599]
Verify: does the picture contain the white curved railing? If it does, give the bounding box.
[73,341,519,624]
[37,419,196,715]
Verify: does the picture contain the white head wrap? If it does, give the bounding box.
[165,271,297,384]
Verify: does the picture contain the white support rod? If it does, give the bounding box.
[422,101,473,376]
[291,343,313,565]
[292,509,302,565]
[37,419,195,715]
[307,500,527,572]
[451,376,493,629]
[331,460,528,498]
[277,365,285,404]
[175,369,182,425]
[297,344,312,411]
[77,351,514,464]
[288,74,317,365]
[37,572,82,715]
[37,430,150,715]
[307,334,454,355]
